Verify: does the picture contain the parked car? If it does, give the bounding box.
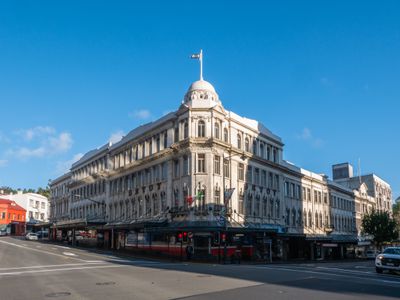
[375,247,400,273]
[36,231,49,239]
[25,232,38,241]
[365,249,379,259]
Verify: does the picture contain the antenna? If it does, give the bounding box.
[358,158,361,184]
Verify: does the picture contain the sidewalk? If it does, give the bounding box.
[38,238,367,266]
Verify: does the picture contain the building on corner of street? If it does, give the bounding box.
[0,198,27,236]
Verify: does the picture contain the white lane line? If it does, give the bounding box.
[54,245,71,250]
[0,262,106,271]
[0,264,125,277]
[62,252,77,257]
[0,240,87,262]
[316,266,374,275]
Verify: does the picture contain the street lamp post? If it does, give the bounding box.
[221,151,245,264]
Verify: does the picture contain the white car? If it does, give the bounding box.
[25,232,38,241]
[375,247,400,273]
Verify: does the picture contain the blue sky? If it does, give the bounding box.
[0,1,399,199]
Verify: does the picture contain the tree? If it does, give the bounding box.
[36,187,50,198]
[393,200,400,234]
[362,210,399,249]
[0,186,17,194]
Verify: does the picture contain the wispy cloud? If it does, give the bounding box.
[0,132,10,144]
[56,153,84,174]
[16,126,56,141]
[109,130,124,144]
[0,160,8,167]
[129,109,152,120]
[6,127,73,160]
[297,127,324,148]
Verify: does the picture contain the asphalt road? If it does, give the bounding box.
[0,236,399,300]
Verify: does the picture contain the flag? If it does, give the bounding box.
[190,50,202,60]
[191,53,201,59]
[224,188,235,206]
[186,196,194,206]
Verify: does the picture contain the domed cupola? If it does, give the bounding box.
[184,79,220,103]
[182,50,221,108]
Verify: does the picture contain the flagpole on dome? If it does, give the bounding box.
[199,49,203,81]
[190,49,203,81]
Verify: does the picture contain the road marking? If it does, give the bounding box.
[62,252,77,257]
[54,245,71,250]
[0,262,106,271]
[36,246,42,248]
[0,264,125,277]
[0,239,87,262]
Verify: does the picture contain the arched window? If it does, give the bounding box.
[214,122,220,139]
[237,134,242,149]
[298,209,302,226]
[292,209,296,227]
[308,211,312,227]
[224,128,228,142]
[319,212,323,228]
[315,212,319,227]
[245,138,250,152]
[198,120,205,137]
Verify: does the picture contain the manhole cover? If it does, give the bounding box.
[45,292,71,298]
[96,282,116,286]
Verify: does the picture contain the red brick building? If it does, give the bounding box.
[0,199,26,236]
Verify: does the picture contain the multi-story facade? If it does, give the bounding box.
[0,199,26,236]
[332,163,393,248]
[1,191,49,225]
[50,73,393,261]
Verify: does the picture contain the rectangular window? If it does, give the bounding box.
[224,159,230,178]
[183,156,189,175]
[197,154,205,173]
[261,170,267,187]
[238,194,244,214]
[268,172,273,188]
[214,155,221,175]
[307,188,311,201]
[238,163,244,180]
[174,160,180,178]
[285,182,290,197]
[254,168,260,185]
[246,166,253,183]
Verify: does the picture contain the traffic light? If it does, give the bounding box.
[183,232,188,243]
[177,232,183,242]
[221,233,226,243]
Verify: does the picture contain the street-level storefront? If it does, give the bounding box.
[98,220,286,262]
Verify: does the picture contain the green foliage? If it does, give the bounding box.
[0,186,17,194]
[36,187,50,198]
[362,210,399,247]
